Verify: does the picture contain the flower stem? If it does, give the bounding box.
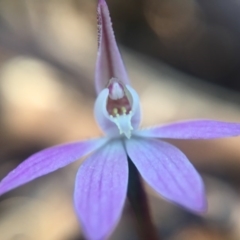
[127,157,159,240]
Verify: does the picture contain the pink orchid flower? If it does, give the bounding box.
[1,0,240,239]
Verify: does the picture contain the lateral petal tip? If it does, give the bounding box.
[199,199,208,213]
[186,190,208,213]
[98,0,106,5]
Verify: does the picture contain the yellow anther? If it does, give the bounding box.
[121,107,127,114]
[112,108,118,116]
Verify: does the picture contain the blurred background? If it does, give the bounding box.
[1,0,240,239]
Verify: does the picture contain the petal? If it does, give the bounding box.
[74,139,128,240]
[136,120,240,139]
[94,85,141,137]
[0,138,108,196]
[95,0,130,93]
[125,138,206,212]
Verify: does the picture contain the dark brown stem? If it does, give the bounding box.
[127,157,159,240]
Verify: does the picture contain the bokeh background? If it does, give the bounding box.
[1,0,240,239]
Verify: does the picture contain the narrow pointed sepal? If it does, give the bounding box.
[74,139,128,240]
[95,0,130,93]
[0,138,108,196]
[125,138,207,212]
[136,120,240,139]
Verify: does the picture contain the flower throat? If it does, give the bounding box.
[106,78,133,138]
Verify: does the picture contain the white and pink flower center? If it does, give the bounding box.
[106,79,133,138]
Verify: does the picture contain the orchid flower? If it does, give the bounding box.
[1,0,240,239]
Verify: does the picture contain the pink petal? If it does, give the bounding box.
[74,139,128,240]
[136,120,240,139]
[0,138,107,196]
[126,138,206,212]
[95,0,130,93]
